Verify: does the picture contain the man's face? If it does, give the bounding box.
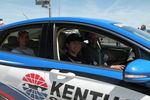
[141,25,146,30]
[67,41,81,55]
[89,33,98,44]
[18,34,29,47]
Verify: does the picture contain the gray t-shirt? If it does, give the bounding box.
[11,47,35,56]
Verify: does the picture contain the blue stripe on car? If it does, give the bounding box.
[0,52,122,80]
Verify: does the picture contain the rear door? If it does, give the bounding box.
[0,22,52,100]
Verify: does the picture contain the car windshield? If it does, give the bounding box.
[113,23,150,42]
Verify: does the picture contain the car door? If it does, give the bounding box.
[0,22,52,100]
[48,63,150,100]
[47,22,150,100]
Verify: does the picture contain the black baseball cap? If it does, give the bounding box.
[66,33,83,43]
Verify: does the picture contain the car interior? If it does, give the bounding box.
[0,26,135,67]
[1,36,18,51]
[0,28,41,56]
[58,27,135,67]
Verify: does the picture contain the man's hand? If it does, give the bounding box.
[110,65,125,70]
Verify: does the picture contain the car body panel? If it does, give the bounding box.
[0,17,150,100]
[0,63,150,100]
[0,51,122,80]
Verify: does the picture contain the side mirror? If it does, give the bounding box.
[124,59,150,83]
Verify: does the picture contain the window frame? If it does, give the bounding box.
[54,22,142,67]
[0,23,49,58]
[53,22,150,95]
[42,23,54,59]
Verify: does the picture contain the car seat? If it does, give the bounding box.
[2,36,18,51]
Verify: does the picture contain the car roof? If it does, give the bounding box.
[1,17,150,49]
[0,17,116,29]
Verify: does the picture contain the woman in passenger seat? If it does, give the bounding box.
[11,30,35,56]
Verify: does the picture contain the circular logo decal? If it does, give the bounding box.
[22,73,48,100]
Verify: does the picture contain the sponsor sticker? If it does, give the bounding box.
[22,73,48,100]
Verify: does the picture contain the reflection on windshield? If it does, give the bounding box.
[113,23,150,42]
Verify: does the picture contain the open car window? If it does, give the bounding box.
[57,25,136,70]
[0,26,42,56]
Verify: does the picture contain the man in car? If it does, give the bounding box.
[140,24,147,32]
[82,32,125,70]
[60,33,84,63]
[11,30,35,56]
[61,33,124,70]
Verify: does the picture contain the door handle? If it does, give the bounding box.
[50,69,76,79]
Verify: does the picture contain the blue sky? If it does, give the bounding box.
[1,0,150,28]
